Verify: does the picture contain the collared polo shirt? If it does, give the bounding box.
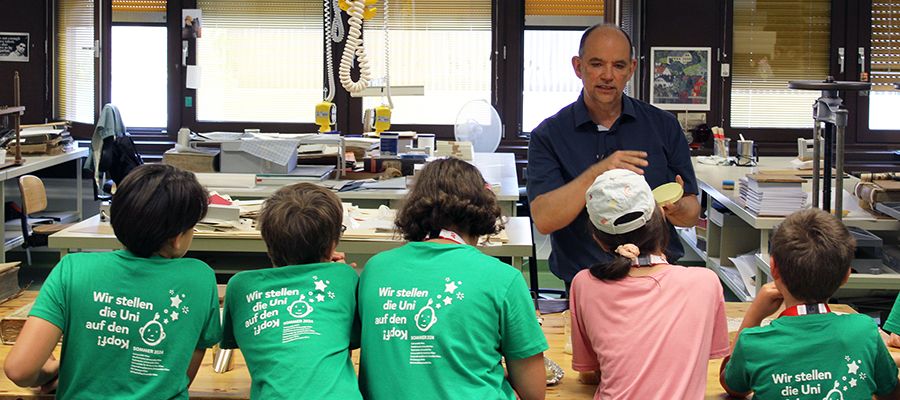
[527,93,697,283]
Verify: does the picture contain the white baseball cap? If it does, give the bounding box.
[585,169,656,234]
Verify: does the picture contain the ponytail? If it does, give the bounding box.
[589,255,633,281]
[587,206,670,281]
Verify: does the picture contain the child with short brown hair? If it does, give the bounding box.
[220,183,361,399]
[722,208,900,399]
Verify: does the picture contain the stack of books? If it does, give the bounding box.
[737,174,807,216]
[7,126,72,155]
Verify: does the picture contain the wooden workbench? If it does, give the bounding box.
[0,293,863,399]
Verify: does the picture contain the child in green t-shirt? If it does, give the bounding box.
[221,183,361,399]
[358,158,547,400]
[4,164,221,399]
[721,208,900,399]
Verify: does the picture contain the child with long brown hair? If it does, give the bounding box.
[358,157,547,400]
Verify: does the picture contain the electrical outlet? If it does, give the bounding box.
[721,63,731,77]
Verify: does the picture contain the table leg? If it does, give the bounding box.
[756,229,770,292]
[0,182,4,263]
[75,158,83,220]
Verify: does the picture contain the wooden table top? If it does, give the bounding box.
[0,293,870,399]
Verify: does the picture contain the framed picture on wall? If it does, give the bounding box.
[0,32,29,63]
[649,47,711,111]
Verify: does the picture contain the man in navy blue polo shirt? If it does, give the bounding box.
[527,23,700,286]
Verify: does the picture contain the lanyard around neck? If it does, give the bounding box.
[779,303,831,318]
[631,254,668,268]
[434,229,466,245]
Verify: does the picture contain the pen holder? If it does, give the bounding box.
[714,138,730,160]
[736,140,758,166]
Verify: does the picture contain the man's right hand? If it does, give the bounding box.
[591,150,648,176]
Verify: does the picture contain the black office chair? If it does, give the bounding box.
[86,104,144,201]
[18,175,75,265]
[520,166,567,310]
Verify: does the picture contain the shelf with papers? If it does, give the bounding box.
[708,256,753,302]
[753,253,900,292]
[677,228,708,264]
[691,156,900,299]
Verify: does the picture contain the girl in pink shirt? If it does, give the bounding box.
[570,169,729,399]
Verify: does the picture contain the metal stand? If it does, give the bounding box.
[787,77,870,221]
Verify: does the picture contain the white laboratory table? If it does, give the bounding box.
[687,156,900,300]
[49,215,534,270]
[205,152,522,216]
[0,147,88,262]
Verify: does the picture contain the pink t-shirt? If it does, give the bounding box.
[570,265,729,400]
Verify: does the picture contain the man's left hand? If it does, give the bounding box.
[660,175,699,227]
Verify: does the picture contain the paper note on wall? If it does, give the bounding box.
[186,65,201,89]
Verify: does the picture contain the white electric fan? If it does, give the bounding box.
[454,100,502,153]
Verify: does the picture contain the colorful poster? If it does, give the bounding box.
[650,47,711,111]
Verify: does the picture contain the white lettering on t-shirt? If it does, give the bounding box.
[241,276,336,343]
[767,356,866,399]
[87,289,193,376]
[373,277,465,365]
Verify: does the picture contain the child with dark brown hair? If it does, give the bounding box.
[220,183,362,399]
[722,208,900,399]
[358,158,547,400]
[5,164,220,399]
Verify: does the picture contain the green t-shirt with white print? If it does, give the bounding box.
[221,262,362,400]
[724,313,898,399]
[358,241,547,400]
[30,250,222,400]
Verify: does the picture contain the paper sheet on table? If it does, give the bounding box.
[727,317,773,333]
[360,177,407,190]
[186,65,201,89]
[239,138,300,166]
[729,253,759,298]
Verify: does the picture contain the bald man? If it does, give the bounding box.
[527,23,701,287]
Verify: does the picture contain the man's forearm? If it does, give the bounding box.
[531,165,601,234]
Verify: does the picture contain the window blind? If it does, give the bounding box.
[730,0,830,129]
[525,0,603,27]
[362,0,491,124]
[111,0,166,12]
[195,0,322,123]
[525,0,604,16]
[369,0,490,30]
[57,0,95,124]
[871,0,900,91]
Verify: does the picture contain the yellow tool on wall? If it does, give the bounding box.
[317,0,345,133]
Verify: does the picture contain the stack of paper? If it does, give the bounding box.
[738,174,807,216]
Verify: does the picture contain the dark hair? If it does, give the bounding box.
[110,164,208,257]
[588,207,669,281]
[579,23,634,59]
[395,158,503,241]
[770,208,855,302]
[259,182,343,267]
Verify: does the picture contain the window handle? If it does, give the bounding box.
[858,47,868,81]
[838,47,845,74]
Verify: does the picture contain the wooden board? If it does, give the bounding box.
[0,302,32,344]
[0,293,881,399]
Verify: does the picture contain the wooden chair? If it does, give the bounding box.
[18,175,75,265]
